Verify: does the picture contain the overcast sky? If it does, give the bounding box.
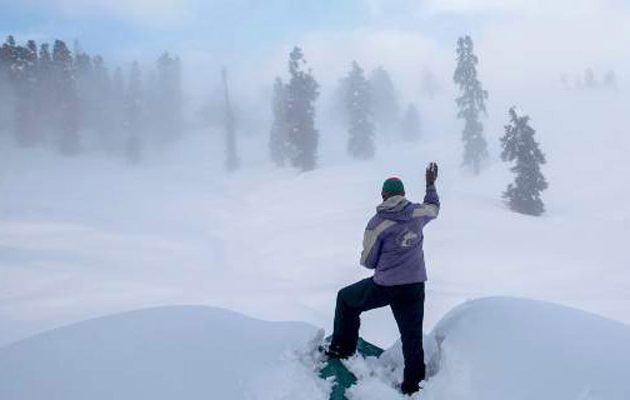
[2,0,630,107]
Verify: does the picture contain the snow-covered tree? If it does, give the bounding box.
[500,107,548,216]
[90,55,115,141]
[400,103,421,142]
[369,66,399,136]
[454,35,488,174]
[106,66,126,149]
[52,39,80,155]
[269,77,288,167]
[36,43,55,140]
[12,40,39,146]
[0,34,190,159]
[74,46,97,133]
[222,67,239,172]
[345,61,374,159]
[124,61,144,164]
[584,68,597,89]
[603,70,617,90]
[285,46,319,171]
[149,52,182,141]
[0,38,14,139]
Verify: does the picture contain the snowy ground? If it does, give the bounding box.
[1,87,630,400]
[0,306,328,400]
[2,91,630,348]
[1,299,629,400]
[349,297,630,400]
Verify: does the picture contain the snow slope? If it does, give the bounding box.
[1,298,629,400]
[338,297,630,400]
[2,109,629,349]
[0,306,327,400]
[1,73,629,352]
[422,297,630,400]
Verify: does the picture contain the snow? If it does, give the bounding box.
[0,305,329,400]
[1,56,630,399]
[2,102,629,348]
[389,297,630,400]
[1,298,629,400]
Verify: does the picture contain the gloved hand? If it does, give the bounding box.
[426,162,438,186]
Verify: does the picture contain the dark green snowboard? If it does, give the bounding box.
[319,337,384,400]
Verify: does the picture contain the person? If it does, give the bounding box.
[326,162,440,395]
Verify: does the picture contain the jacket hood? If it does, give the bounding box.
[376,195,412,222]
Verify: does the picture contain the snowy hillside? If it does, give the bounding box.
[400,297,630,400]
[1,299,629,400]
[0,306,327,400]
[2,90,630,348]
[337,297,630,400]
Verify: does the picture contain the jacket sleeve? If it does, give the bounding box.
[412,184,440,225]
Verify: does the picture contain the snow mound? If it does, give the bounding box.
[3,299,630,400]
[0,306,329,400]
[373,297,630,400]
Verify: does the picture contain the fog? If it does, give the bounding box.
[1,0,630,351]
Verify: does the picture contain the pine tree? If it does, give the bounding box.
[222,67,239,171]
[285,46,319,171]
[500,107,548,216]
[584,68,597,88]
[13,40,39,146]
[0,37,14,138]
[1,36,17,80]
[603,70,617,90]
[36,43,55,140]
[400,103,421,142]
[369,66,399,136]
[269,77,288,167]
[104,66,125,151]
[74,46,95,132]
[124,61,143,164]
[149,52,182,141]
[91,55,114,143]
[345,61,374,159]
[454,35,488,174]
[52,39,80,155]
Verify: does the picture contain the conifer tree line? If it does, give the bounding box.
[269,52,423,169]
[1,33,549,215]
[0,35,183,162]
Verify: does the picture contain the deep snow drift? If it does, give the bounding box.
[0,306,327,400]
[382,297,630,400]
[1,298,629,400]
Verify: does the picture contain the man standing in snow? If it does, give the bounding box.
[327,162,440,395]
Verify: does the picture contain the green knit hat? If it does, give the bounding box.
[382,177,405,196]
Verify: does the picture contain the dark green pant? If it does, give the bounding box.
[331,278,426,390]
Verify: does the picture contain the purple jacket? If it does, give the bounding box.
[360,185,440,286]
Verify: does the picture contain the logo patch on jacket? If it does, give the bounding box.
[398,230,419,248]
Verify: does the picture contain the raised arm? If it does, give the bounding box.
[412,162,440,222]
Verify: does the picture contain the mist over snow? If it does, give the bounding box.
[1,0,630,398]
